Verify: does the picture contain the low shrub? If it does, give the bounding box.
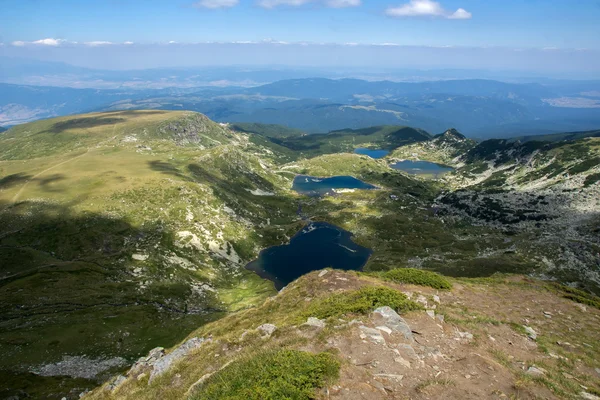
[192,349,339,400]
[381,268,452,290]
[304,286,421,320]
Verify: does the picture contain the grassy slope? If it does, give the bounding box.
[0,111,303,398]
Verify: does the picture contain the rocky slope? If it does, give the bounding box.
[389,128,476,166]
[85,269,600,400]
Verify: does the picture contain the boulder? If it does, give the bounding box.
[372,306,414,341]
[303,317,326,329]
[257,324,277,338]
[148,338,206,383]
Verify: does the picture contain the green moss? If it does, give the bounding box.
[379,268,452,290]
[303,286,422,320]
[191,350,339,400]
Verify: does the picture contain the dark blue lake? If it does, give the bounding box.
[292,175,376,196]
[354,148,390,159]
[246,222,372,290]
[390,160,454,177]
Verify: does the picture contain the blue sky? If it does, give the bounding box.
[1,0,599,73]
[2,0,599,48]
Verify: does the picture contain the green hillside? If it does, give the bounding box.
[1,112,599,399]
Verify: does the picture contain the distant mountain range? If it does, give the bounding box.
[2,76,600,138]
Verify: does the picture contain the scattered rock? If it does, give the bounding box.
[318,270,329,278]
[575,304,588,312]
[359,326,386,344]
[432,295,441,304]
[149,337,207,383]
[456,330,473,340]
[580,392,600,400]
[33,356,127,380]
[416,295,428,307]
[132,254,149,261]
[426,310,436,319]
[257,324,277,338]
[372,306,413,341]
[526,366,546,376]
[303,317,326,329]
[523,326,537,340]
[396,344,419,360]
[375,326,393,335]
[394,355,411,368]
[374,374,404,381]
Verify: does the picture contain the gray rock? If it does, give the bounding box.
[106,375,127,392]
[359,325,386,344]
[318,270,329,277]
[523,326,537,340]
[304,317,326,329]
[426,310,435,319]
[396,343,418,360]
[581,392,600,400]
[432,295,441,304]
[257,323,277,337]
[372,306,414,341]
[33,356,127,380]
[526,366,546,376]
[149,337,206,383]
[128,347,165,376]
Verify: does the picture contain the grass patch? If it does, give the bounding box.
[379,268,452,290]
[191,349,339,400]
[548,283,600,309]
[303,286,422,320]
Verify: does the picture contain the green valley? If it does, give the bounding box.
[0,111,599,399]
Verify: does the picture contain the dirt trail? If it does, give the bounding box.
[9,149,89,205]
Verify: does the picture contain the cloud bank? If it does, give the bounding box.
[386,0,472,19]
[256,0,360,8]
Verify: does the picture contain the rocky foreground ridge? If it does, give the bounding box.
[86,269,600,400]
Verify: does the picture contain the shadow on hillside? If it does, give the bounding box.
[0,198,221,399]
[0,173,32,190]
[109,110,169,117]
[45,116,126,134]
[147,160,193,182]
[36,174,67,192]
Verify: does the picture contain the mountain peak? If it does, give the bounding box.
[441,128,466,140]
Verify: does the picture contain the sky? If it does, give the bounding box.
[1,0,599,74]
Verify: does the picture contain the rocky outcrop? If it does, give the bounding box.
[126,337,209,384]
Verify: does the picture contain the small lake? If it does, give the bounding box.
[354,148,390,159]
[390,160,454,177]
[292,175,376,197]
[246,222,372,290]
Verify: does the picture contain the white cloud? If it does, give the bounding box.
[124,41,134,45]
[386,0,471,19]
[84,41,114,47]
[194,0,239,8]
[32,38,65,46]
[10,38,66,46]
[257,0,360,8]
[448,8,471,19]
